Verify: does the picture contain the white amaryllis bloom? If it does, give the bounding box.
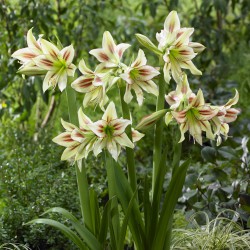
[33,39,76,92]
[120,49,160,105]
[52,109,98,161]
[88,102,134,161]
[165,73,195,110]
[89,31,130,68]
[71,59,119,109]
[11,28,46,75]
[171,89,218,145]
[156,11,205,83]
[211,90,240,145]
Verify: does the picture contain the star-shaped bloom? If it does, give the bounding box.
[11,28,46,75]
[33,39,76,92]
[171,89,218,145]
[52,108,98,161]
[156,11,205,83]
[211,90,240,145]
[71,60,118,109]
[89,31,130,68]
[165,73,195,110]
[88,102,134,161]
[120,49,160,105]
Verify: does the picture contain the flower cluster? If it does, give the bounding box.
[164,74,239,145]
[12,28,76,92]
[136,11,205,83]
[12,10,239,161]
[53,102,144,161]
[71,31,160,108]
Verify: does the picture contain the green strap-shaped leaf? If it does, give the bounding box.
[26,219,87,249]
[152,159,190,249]
[118,186,139,250]
[34,209,102,250]
[98,199,111,245]
[112,161,146,249]
[89,188,101,236]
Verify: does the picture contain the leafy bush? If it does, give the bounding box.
[0,118,80,249]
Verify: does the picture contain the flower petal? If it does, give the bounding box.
[71,76,95,93]
[58,72,68,92]
[111,118,132,136]
[131,129,144,142]
[12,48,38,63]
[78,107,93,128]
[188,42,206,53]
[164,11,180,33]
[131,49,147,68]
[179,60,202,75]
[33,55,55,71]
[124,84,133,104]
[115,43,131,59]
[60,45,75,64]
[78,59,94,75]
[89,48,111,63]
[224,89,239,108]
[102,102,117,121]
[114,133,134,148]
[61,118,77,131]
[40,38,60,59]
[27,28,42,51]
[52,132,78,147]
[61,145,79,161]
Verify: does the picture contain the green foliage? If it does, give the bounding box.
[172,210,250,249]
[0,118,79,249]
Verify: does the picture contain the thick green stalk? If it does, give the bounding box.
[65,85,93,232]
[152,70,166,195]
[118,85,137,194]
[105,151,120,246]
[163,129,182,250]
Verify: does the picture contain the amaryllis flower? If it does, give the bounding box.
[52,119,80,161]
[11,28,46,75]
[71,60,118,108]
[211,90,240,145]
[120,49,160,105]
[171,89,218,145]
[52,109,98,161]
[88,102,134,161]
[156,11,205,83]
[33,39,76,92]
[165,73,195,110]
[89,31,130,68]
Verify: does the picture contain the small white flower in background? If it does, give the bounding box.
[120,49,160,105]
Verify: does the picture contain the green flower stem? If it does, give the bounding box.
[164,129,182,250]
[152,70,166,195]
[118,84,137,194]
[105,151,120,246]
[65,84,93,232]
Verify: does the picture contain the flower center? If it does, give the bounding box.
[130,68,139,80]
[103,124,114,137]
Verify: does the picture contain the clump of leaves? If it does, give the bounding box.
[0,243,31,250]
[171,210,250,250]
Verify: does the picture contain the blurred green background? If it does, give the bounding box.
[0,0,250,249]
